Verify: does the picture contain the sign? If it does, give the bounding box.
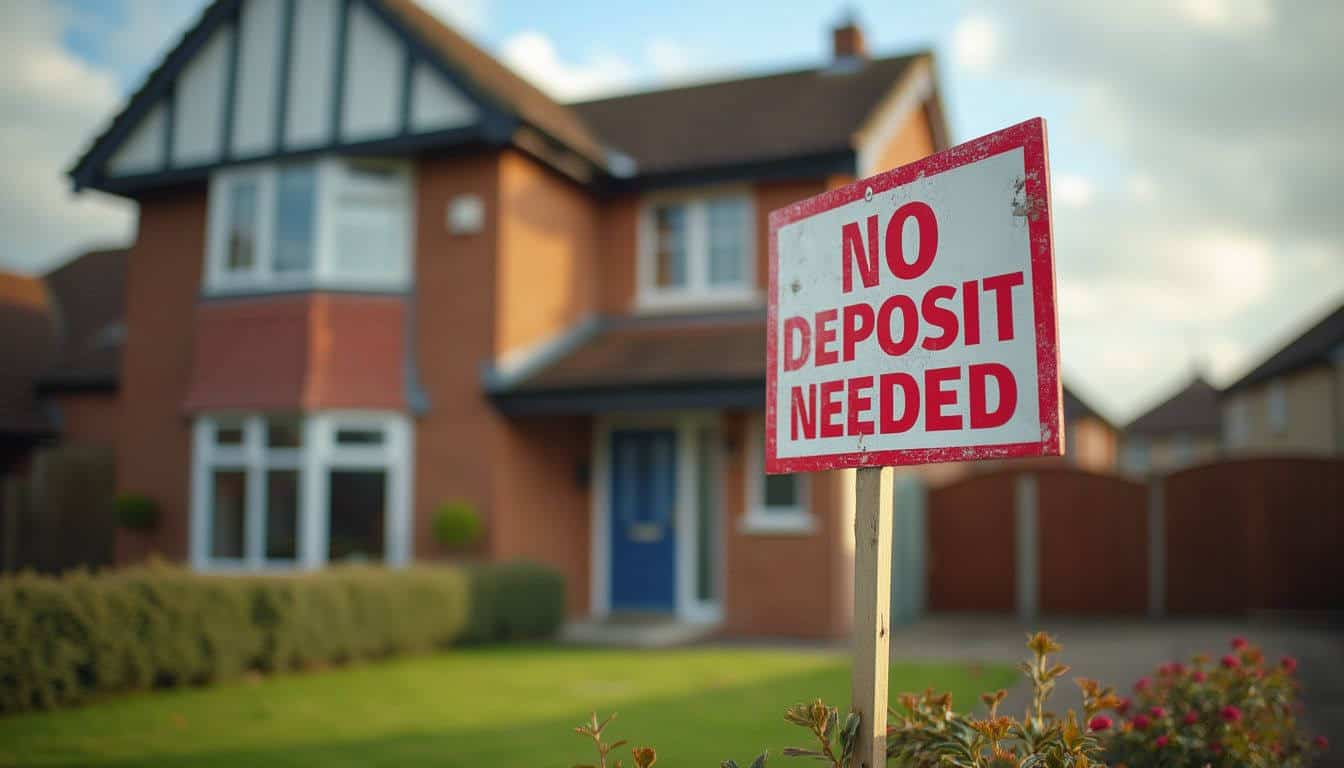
[766,117,1062,474]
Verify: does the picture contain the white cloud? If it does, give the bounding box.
[1177,0,1272,31]
[0,2,134,274]
[952,15,997,74]
[646,39,697,81]
[500,31,635,101]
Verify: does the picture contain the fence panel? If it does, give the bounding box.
[1036,468,1148,615]
[926,471,1016,613]
[0,445,115,573]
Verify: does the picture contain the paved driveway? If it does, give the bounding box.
[887,616,1343,763]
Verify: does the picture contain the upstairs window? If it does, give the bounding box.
[207,158,410,293]
[639,191,756,310]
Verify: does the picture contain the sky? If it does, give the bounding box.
[1,0,1341,421]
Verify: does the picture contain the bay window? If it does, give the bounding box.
[206,157,411,293]
[639,191,756,309]
[191,412,410,570]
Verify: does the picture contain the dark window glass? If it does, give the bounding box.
[265,470,299,560]
[210,470,246,558]
[764,474,800,509]
[273,166,316,273]
[328,470,385,562]
[226,181,258,272]
[335,428,383,446]
[267,417,302,449]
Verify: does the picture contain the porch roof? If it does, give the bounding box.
[487,312,766,415]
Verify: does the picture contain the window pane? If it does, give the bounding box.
[274,166,317,274]
[265,470,299,560]
[708,198,748,286]
[654,205,687,288]
[333,164,408,281]
[210,470,246,559]
[764,473,799,509]
[335,428,383,446]
[267,417,302,449]
[226,181,258,272]
[215,422,244,446]
[328,470,385,562]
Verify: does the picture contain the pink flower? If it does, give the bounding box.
[1133,714,1152,731]
[1155,735,1170,748]
[1088,715,1112,732]
[1149,706,1167,719]
[1158,662,1176,676]
[1220,654,1240,669]
[1211,741,1223,754]
[1115,697,1132,715]
[1171,662,1186,676]
[1281,656,1298,674]
[1316,736,1330,750]
[1183,711,1199,726]
[1231,636,1248,650]
[1192,670,1207,683]
[1134,676,1151,692]
[1220,705,1242,723]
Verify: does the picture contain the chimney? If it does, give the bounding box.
[832,16,867,61]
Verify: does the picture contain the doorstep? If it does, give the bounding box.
[561,614,719,648]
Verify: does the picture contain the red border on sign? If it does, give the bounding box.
[765,117,1062,474]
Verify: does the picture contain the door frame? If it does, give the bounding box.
[590,411,723,624]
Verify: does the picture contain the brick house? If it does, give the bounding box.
[1119,374,1222,476]
[68,0,956,637]
[1222,301,1344,457]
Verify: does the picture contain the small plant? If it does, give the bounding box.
[883,632,1111,767]
[432,501,483,550]
[114,493,158,531]
[783,699,860,766]
[1103,636,1329,767]
[572,712,657,768]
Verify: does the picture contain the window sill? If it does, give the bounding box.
[635,288,763,314]
[739,511,816,536]
[202,278,411,299]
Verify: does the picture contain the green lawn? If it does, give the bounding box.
[0,645,1015,767]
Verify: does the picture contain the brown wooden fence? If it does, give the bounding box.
[0,445,115,573]
[926,471,1016,613]
[924,456,1343,617]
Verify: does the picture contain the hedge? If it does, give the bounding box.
[0,560,563,714]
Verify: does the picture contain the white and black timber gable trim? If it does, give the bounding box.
[68,0,599,195]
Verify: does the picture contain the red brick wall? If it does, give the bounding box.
[721,410,850,639]
[413,150,505,561]
[115,185,208,563]
[54,393,120,450]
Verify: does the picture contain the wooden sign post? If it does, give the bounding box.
[852,466,893,766]
[767,118,1062,768]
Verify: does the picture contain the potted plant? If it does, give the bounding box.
[431,501,482,554]
[114,493,159,532]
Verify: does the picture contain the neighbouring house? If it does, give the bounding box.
[67,0,992,637]
[0,249,128,470]
[0,273,57,475]
[1222,302,1344,458]
[1119,373,1222,476]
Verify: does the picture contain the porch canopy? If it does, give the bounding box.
[486,312,765,414]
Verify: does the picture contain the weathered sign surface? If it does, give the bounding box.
[766,117,1061,473]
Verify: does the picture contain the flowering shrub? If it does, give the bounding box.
[570,634,1329,767]
[1104,637,1327,767]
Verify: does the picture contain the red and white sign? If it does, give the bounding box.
[766,118,1062,474]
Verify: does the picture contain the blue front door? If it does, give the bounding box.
[609,429,677,613]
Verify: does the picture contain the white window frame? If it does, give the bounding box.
[636,188,759,312]
[190,411,412,571]
[741,412,813,535]
[205,157,412,294]
[1267,381,1288,434]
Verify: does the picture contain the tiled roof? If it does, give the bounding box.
[380,0,608,164]
[1225,302,1344,393]
[1124,375,1221,436]
[571,54,926,176]
[500,313,1104,427]
[39,248,128,389]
